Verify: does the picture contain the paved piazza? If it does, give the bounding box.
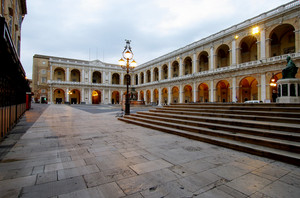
[0,104,299,198]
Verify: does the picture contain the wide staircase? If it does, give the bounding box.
[118,103,300,166]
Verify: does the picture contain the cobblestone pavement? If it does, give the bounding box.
[0,104,299,198]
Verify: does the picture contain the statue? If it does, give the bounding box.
[282,56,298,79]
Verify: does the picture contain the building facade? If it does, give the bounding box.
[1,0,29,139]
[32,1,300,105]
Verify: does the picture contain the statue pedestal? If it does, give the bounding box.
[277,78,300,103]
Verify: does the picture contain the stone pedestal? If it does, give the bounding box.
[277,78,300,103]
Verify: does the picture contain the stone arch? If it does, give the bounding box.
[184,57,192,75]
[198,51,209,72]
[216,80,230,102]
[111,91,120,104]
[70,69,80,82]
[69,89,80,104]
[124,74,131,85]
[146,90,151,104]
[162,64,168,79]
[239,35,258,63]
[162,88,168,105]
[140,72,144,84]
[112,73,120,84]
[198,83,209,103]
[216,44,230,68]
[269,24,295,57]
[146,70,151,83]
[53,88,65,104]
[239,77,258,102]
[172,61,179,78]
[54,67,65,81]
[183,85,193,103]
[92,90,101,104]
[92,71,101,83]
[171,86,179,103]
[153,67,159,81]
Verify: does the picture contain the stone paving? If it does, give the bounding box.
[0,104,299,198]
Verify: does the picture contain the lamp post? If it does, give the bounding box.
[118,40,137,115]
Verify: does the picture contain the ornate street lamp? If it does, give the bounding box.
[118,40,137,115]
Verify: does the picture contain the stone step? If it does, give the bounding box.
[170,103,300,108]
[132,113,300,142]
[141,111,300,132]
[118,117,300,166]
[160,107,300,118]
[124,115,300,154]
[150,109,300,125]
[166,104,300,112]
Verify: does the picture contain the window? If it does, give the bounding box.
[41,69,46,74]
[42,61,46,65]
[41,89,46,93]
[41,77,47,83]
[58,71,61,75]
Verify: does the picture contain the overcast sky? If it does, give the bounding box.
[20,0,292,79]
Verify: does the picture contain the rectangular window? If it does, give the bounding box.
[42,61,46,65]
[41,89,46,93]
[41,69,46,74]
[41,77,47,83]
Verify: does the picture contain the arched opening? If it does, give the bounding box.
[184,85,192,103]
[69,89,80,104]
[172,61,179,78]
[269,24,295,57]
[140,72,144,84]
[153,89,159,105]
[216,80,230,102]
[112,73,120,84]
[162,64,168,79]
[112,91,120,104]
[270,73,282,102]
[92,71,101,83]
[54,68,65,81]
[135,74,138,85]
[198,52,209,72]
[216,45,230,68]
[146,70,151,83]
[154,67,159,81]
[53,89,65,104]
[162,88,168,105]
[146,90,151,104]
[92,90,101,104]
[240,36,257,63]
[239,77,258,102]
[184,57,192,75]
[171,86,179,103]
[70,69,80,82]
[124,74,131,85]
[140,90,144,102]
[198,83,209,102]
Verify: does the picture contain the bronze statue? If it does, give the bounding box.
[282,56,298,79]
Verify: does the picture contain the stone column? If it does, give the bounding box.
[88,69,92,83]
[158,88,162,106]
[193,82,197,102]
[261,73,266,102]
[193,52,197,73]
[168,61,172,79]
[295,29,300,53]
[159,66,162,81]
[102,89,105,104]
[49,86,53,104]
[231,39,236,65]
[66,88,69,103]
[260,28,266,60]
[138,90,141,101]
[108,89,111,104]
[150,89,154,104]
[179,84,183,103]
[81,69,85,83]
[179,57,183,76]
[210,46,214,70]
[88,89,92,104]
[232,77,237,102]
[144,72,147,83]
[50,65,53,80]
[256,40,261,61]
[81,88,84,103]
[120,90,124,104]
[121,73,124,85]
[210,80,214,102]
[144,91,147,104]
[168,86,171,105]
[66,67,70,81]
[108,71,111,84]
[138,73,141,85]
